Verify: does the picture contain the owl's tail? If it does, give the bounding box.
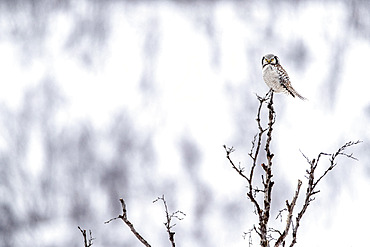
[291,88,307,101]
[281,84,307,100]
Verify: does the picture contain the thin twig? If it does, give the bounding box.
[78,226,95,247]
[243,227,255,247]
[250,91,271,178]
[274,180,302,247]
[105,198,152,247]
[153,195,186,247]
[289,140,361,247]
[224,145,250,182]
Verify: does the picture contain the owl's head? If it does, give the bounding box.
[262,54,280,67]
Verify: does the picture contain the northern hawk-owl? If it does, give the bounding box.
[262,54,306,100]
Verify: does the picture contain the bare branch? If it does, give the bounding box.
[314,141,361,187]
[259,91,275,247]
[105,198,151,247]
[275,208,288,222]
[224,86,360,247]
[244,230,253,247]
[224,90,276,247]
[153,195,186,247]
[274,180,302,247]
[290,141,361,247]
[223,145,250,182]
[250,91,271,177]
[78,226,95,247]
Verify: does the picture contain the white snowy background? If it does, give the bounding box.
[1,0,369,246]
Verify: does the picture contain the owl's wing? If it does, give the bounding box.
[276,64,307,100]
[276,65,295,98]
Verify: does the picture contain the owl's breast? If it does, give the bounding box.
[262,65,284,92]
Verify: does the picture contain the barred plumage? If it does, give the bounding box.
[262,54,306,100]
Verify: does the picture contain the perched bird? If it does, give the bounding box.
[262,54,306,100]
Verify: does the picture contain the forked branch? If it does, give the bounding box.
[78,226,95,247]
[224,89,360,247]
[224,90,275,247]
[289,140,361,247]
[153,195,186,247]
[105,198,152,247]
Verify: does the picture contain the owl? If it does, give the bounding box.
[262,54,306,100]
